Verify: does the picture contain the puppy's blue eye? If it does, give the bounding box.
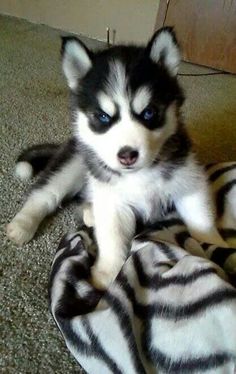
[97,112,111,124]
[142,107,155,121]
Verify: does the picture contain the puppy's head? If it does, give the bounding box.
[61,28,184,173]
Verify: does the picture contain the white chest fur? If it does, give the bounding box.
[89,167,173,222]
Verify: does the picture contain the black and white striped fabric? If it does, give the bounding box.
[49,162,236,373]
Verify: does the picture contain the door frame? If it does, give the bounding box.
[154,0,169,30]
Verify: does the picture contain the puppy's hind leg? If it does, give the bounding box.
[7,150,86,245]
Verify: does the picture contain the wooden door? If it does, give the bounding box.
[155,0,236,73]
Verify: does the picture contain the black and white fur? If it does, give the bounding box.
[7,27,226,289]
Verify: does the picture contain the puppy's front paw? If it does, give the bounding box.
[6,216,37,245]
[190,228,228,248]
[225,237,236,248]
[91,261,121,290]
[224,252,236,274]
[83,204,94,228]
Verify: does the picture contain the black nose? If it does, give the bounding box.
[117,146,139,166]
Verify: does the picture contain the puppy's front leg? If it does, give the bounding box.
[91,198,135,290]
[82,203,94,227]
[175,190,227,247]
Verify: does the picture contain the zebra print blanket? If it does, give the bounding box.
[49,162,236,373]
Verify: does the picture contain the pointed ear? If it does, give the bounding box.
[146,27,181,76]
[61,36,93,92]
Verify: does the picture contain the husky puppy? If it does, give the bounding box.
[7,28,225,289]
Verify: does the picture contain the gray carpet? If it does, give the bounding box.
[1,14,236,373]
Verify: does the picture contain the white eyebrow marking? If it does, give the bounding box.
[132,86,152,114]
[106,59,129,110]
[97,92,116,117]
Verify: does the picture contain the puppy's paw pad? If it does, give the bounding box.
[6,219,35,245]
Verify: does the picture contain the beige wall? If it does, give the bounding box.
[0,0,160,43]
